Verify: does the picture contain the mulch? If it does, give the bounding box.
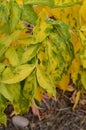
[0,88,86,130]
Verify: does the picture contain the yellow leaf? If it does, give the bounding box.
[37,67,56,97]
[34,87,43,102]
[73,91,80,110]
[69,55,81,83]
[0,64,35,84]
[58,74,70,91]
[5,47,20,67]
[80,0,86,23]
[33,10,52,43]
[16,0,23,5]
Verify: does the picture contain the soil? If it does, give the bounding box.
[0,88,86,130]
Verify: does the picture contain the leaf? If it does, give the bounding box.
[21,4,37,25]
[54,0,81,7]
[24,0,81,7]
[33,10,52,43]
[0,30,22,58]
[73,91,80,110]
[16,0,23,5]
[36,67,56,97]
[70,55,81,84]
[34,87,43,102]
[21,44,40,64]
[0,63,5,74]
[79,26,86,68]
[5,47,20,67]
[0,95,7,125]
[10,1,21,32]
[0,64,35,84]
[24,0,54,6]
[80,50,86,69]
[23,72,36,103]
[35,4,81,29]
[0,83,20,103]
[0,113,7,125]
[51,20,71,40]
[80,0,86,22]
[81,71,86,89]
[79,26,86,47]
[46,38,65,82]
[58,74,70,91]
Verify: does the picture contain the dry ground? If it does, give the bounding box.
[0,88,86,130]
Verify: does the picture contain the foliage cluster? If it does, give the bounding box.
[0,0,86,124]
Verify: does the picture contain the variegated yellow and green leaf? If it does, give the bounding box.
[24,0,81,7]
[0,95,7,125]
[21,44,40,64]
[5,47,20,67]
[23,71,36,104]
[33,11,52,43]
[0,83,20,103]
[36,66,56,97]
[0,64,35,84]
[9,1,22,32]
[81,71,86,89]
[0,30,22,58]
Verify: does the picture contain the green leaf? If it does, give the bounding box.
[81,71,86,89]
[5,47,20,67]
[51,20,71,40]
[0,95,7,125]
[33,11,52,43]
[0,83,20,102]
[0,30,22,58]
[37,67,56,97]
[21,4,37,25]
[80,50,86,69]
[0,2,9,22]
[24,0,54,6]
[10,1,21,32]
[24,0,81,7]
[46,38,65,82]
[0,64,35,84]
[50,32,74,68]
[0,63,5,74]
[23,71,36,102]
[21,44,40,64]
[0,113,7,125]
[54,0,81,7]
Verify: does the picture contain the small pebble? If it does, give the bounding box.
[12,115,29,128]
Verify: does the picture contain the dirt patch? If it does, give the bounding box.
[0,89,86,130]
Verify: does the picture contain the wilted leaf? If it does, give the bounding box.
[73,91,80,110]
